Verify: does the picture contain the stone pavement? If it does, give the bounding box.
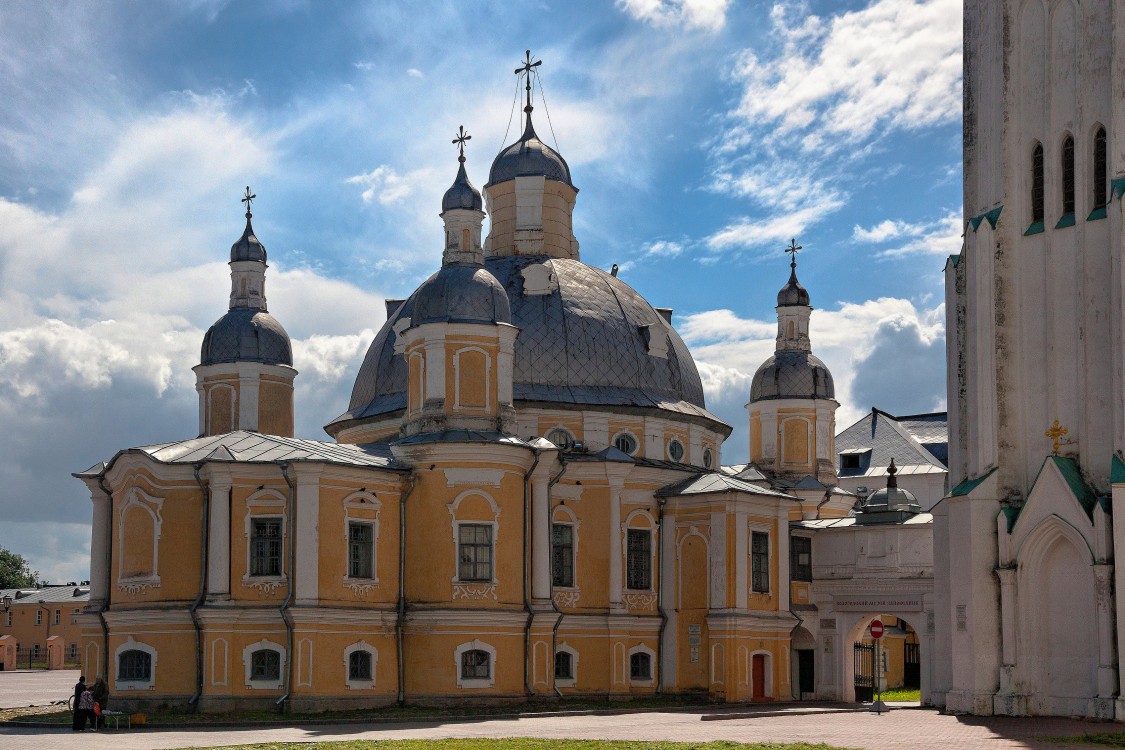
[0,669,78,709]
[0,704,1117,750]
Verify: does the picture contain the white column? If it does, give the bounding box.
[84,480,111,606]
[995,567,1017,667]
[776,509,790,611]
[207,473,232,599]
[531,472,551,601]
[237,363,260,431]
[294,467,322,603]
[423,339,446,403]
[659,505,677,685]
[195,370,207,436]
[608,479,624,611]
[1094,563,1117,697]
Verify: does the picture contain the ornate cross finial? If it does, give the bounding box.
[515,49,542,114]
[1045,419,1069,455]
[241,186,256,218]
[785,238,802,269]
[452,125,471,163]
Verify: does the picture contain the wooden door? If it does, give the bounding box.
[752,654,767,700]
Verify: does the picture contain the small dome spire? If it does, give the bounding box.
[231,186,267,263]
[777,238,809,307]
[442,125,483,213]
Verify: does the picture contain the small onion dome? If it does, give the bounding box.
[750,350,834,401]
[486,115,573,189]
[442,160,483,212]
[862,459,921,514]
[201,308,293,366]
[412,263,511,326]
[231,214,267,263]
[777,265,810,307]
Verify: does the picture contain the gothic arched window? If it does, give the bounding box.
[1031,142,1045,224]
[1061,135,1075,217]
[1094,127,1108,210]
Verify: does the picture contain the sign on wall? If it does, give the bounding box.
[833,595,923,612]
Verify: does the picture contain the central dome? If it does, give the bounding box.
[486,118,573,188]
[330,256,723,434]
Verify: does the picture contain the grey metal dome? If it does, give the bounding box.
[863,485,921,514]
[777,266,809,307]
[201,308,292,366]
[230,215,267,263]
[331,256,725,433]
[750,351,834,401]
[486,116,574,189]
[442,161,483,213]
[412,264,511,326]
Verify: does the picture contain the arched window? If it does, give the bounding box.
[668,439,685,462]
[554,650,573,679]
[703,448,713,469]
[1061,135,1075,216]
[1031,142,1045,224]
[348,649,372,681]
[613,432,637,455]
[250,649,281,682]
[547,428,575,450]
[1094,127,1108,210]
[118,649,151,681]
[630,651,652,680]
[460,649,490,680]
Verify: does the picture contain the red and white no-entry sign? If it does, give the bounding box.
[869,619,885,639]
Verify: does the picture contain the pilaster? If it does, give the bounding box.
[294,466,323,604]
[206,469,233,600]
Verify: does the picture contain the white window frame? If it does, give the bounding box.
[612,431,639,456]
[114,637,157,691]
[448,490,501,586]
[551,504,581,593]
[452,346,492,411]
[667,438,685,462]
[623,509,657,592]
[343,492,381,589]
[627,643,656,687]
[750,524,772,595]
[554,641,579,688]
[243,639,286,690]
[241,490,288,591]
[454,640,497,689]
[343,641,378,690]
[546,427,576,450]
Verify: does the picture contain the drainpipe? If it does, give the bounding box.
[547,459,568,698]
[37,602,50,665]
[276,462,296,712]
[96,477,113,681]
[395,473,418,705]
[522,448,541,697]
[656,496,668,693]
[188,463,210,709]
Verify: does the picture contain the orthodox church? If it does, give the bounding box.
[72,58,871,712]
[935,0,1125,719]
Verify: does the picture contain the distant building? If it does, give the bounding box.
[0,584,90,670]
[835,409,948,511]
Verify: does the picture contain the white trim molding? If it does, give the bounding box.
[627,643,657,687]
[342,492,381,595]
[243,639,286,690]
[114,636,157,691]
[343,640,378,691]
[554,641,579,688]
[116,487,164,593]
[454,639,497,689]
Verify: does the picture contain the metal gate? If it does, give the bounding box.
[853,642,874,702]
[904,642,920,689]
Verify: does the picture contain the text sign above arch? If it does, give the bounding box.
[834,595,923,612]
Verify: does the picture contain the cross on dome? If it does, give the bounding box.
[241,186,256,218]
[515,49,542,115]
[452,126,471,163]
[785,238,801,270]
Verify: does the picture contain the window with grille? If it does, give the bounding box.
[31,644,40,658]
[53,610,60,625]
[118,649,151,681]
[348,522,374,579]
[614,433,637,455]
[250,649,281,681]
[34,611,41,626]
[630,652,651,680]
[547,428,574,450]
[626,528,652,590]
[751,531,770,593]
[554,651,573,679]
[250,518,283,577]
[348,650,372,680]
[791,535,812,582]
[1095,127,1108,209]
[460,649,490,680]
[1062,135,1075,216]
[552,523,574,587]
[458,524,493,582]
[1031,142,1045,223]
[668,440,685,462]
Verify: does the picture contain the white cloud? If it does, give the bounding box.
[852,210,963,257]
[642,240,684,257]
[617,0,731,32]
[704,196,845,252]
[407,68,424,78]
[852,218,923,243]
[346,165,432,205]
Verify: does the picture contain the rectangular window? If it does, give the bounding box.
[250,518,283,577]
[35,611,42,626]
[551,523,574,588]
[348,522,375,579]
[251,649,281,681]
[630,652,651,680]
[791,536,812,582]
[751,531,770,593]
[458,524,493,582]
[53,610,60,625]
[626,528,652,590]
[460,649,490,679]
[348,650,372,680]
[72,609,80,624]
[554,651,573,680]
[5,611,11,627]
[840,454,861,470]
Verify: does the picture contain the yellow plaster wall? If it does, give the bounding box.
[445,339,499,415]
[749,413,762,463]
[259,380,294,437]
[206,381,238,435]
[0,599,86,665]
[109,629,195,696]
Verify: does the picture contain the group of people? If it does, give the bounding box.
[71,675,109,731]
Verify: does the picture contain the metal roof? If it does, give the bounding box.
[230,214,266,263]
[200,308,293,367]
[412,263,511,326]
[750,350,835,402]
[442,161,483,212]
[835,408,948,478]
[655,472,797,500]
[792,512,933,529]
[1,586,90,604]
[485,115,574,189]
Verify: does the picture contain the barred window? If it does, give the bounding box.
[348,650,372,681]
[118,649,151,681]
[250,518,283,577]
[1062,135,1075,216]
[614,433,637,455]
[348,522,374,579]
[1094,127,1108,209]
[460,649,490,680]
[552,523,574,588]
[554,651,573,679]
[1031,142,1045,224]
[751,531,770,593]
[547,428,574,450]
[458,524,493,582]
[668,439,685,462]
[630,652,651,680]
[791,535,812,582]
[626,528,652,590]
[250,649,281,681]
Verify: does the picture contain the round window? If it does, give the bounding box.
[614,432,638,455]
[668,439,685,462]
[547,428,575,450]
[703,448,713,469]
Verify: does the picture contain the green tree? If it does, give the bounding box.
[0,546,38,589]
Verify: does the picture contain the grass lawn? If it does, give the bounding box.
[167,741,858,750]
[1049,733,1125,747]
[876,688,920,702]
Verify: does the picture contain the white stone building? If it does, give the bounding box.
[934,0,1125,718]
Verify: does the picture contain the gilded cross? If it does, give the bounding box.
[241,186,256,217]
[452,125,471,162]
[1045,419,1068,455]
[515,49,542,111]
[785,238,802,269]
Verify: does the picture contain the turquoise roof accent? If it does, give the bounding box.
[949,467,996,497]
[1054,213,1076,229]
[1025,455,1098,520]
[1112,177,1125,201]
[968,205,1003,232]
[1001,505,1020,533]
[1088,207,1107,222]
[1111,454,1125,484]
[947,253,961,269]
[1024,221,1044,236]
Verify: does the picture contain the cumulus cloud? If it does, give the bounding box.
[617,0,731,32]
[853,210,963,257]
[346,165,433,205]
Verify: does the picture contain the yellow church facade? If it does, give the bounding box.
[74,60,824,712]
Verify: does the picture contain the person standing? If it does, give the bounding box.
[76,686,95,731]
[71,675,87,731]
[90,675,109,730]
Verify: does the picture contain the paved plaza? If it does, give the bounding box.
[0,703,1119,750]
[0,669,78,710]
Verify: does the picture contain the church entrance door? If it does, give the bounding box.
[751,654,767,700]
[797,649,814,695]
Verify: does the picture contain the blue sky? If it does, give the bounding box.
[0,0,961,582]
